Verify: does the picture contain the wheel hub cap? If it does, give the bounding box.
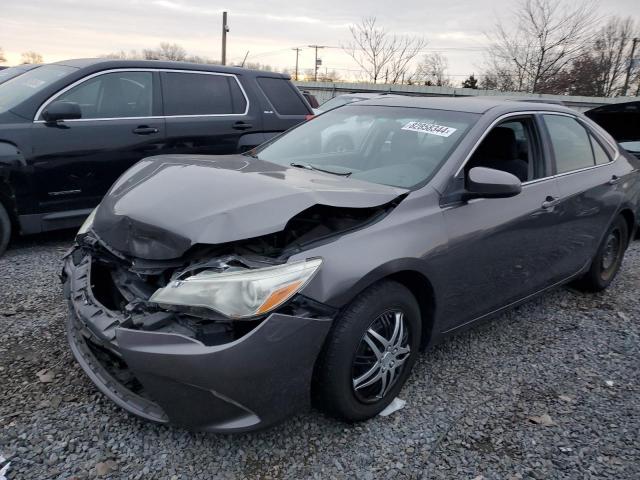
[601,232,620,272]
[352,310,411,403]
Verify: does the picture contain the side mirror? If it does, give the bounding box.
[465,166,522,199]
[42,101,82,122]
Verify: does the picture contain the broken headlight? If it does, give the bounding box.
[149,258,322,319]
[77,207,98,236]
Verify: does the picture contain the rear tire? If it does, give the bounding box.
[314,280,421,422]
[575,216,629,292]
[0,201,11,256]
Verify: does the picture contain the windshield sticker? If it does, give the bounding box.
[401,121,457,137]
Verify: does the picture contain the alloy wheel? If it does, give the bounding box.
[351,310,411,403]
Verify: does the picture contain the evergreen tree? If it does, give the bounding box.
[462,74,479,89]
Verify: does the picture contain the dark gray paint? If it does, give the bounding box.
[94,154,406,259]
[65,97,640,431]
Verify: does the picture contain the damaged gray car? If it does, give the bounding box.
[63,97,640,432]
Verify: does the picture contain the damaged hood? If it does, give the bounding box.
[93,154,407,259]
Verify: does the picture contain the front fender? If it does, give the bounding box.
[0,142,27,215]
[325,257,438,308]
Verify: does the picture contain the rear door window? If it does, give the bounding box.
[543,115,595,174]
[53,71,154,119]
[161,72,246,116]
[256,77,309,115]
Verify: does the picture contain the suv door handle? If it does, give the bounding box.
[232,121,253,130]
[132,126,159,135]
[608,175,621,185]
[541,196,559,209]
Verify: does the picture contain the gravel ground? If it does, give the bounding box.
[1,231,638,480]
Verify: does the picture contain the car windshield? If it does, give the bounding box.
[255,105,479,189]
[0,66,37,85]
[0,65,75,114]
[318,95,369,112]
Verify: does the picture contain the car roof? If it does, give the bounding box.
[470,95,566,106]
[340,92,397,99]
[354,95,575,115]
[50,58,291,78]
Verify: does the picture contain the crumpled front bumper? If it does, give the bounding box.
[63,254,334,433]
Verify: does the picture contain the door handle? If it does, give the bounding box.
[232,121,253,131]
[608,175,621,185]
[541,196,559,209]
[133,126,159,135]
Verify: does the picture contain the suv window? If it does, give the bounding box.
[466,117,541,182]
[54,71,153,119]
[257,77,308,115]
[162,72,246,116]
[543,115,595,174]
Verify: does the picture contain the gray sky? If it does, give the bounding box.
[1,0,638,83]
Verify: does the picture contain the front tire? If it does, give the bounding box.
[314,280,421,422]
[0,201,11,256]
[576,216,629,292]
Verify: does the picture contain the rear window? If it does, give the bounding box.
[0,65,74,114]
[162,72,247,116]
[257,77,309,115]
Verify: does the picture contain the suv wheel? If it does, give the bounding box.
[314,280,421,421]
[576,215,629,292]
[0,201,11,256]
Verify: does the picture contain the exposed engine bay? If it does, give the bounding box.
[63,200,401,347]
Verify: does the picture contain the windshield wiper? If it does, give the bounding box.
[290,162,352,177]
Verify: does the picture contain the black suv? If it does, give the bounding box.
[0,59,312,254]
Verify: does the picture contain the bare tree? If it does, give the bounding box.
[0,47,6,63]
[415,53,452,86]
[387,36,428,84]
[21,51,43,64]
[484,0,600,93]
[479,68,516,91]
[317,69,342,82]
[591,16,639,96]
[102,49,142,60]
[342,17,426,84]
[102,45,217,64]
[143,42,187,61]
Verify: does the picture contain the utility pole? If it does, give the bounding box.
[623,37,639,96]
[292,48,302,80]
[221,11,229,65]
[308,45,325,82]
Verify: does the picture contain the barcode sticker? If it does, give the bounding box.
[401,121,457,137]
